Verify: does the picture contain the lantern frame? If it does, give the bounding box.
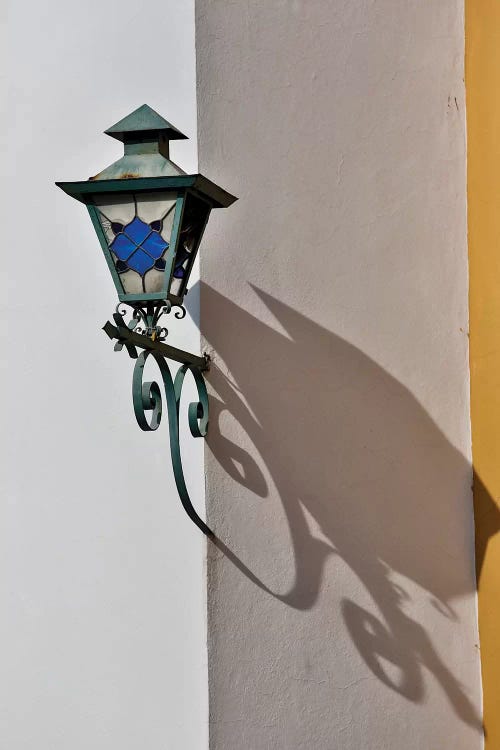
[56,174,234,306]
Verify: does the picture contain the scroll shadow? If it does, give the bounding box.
[198,281,499,731]
[473,472,500,584]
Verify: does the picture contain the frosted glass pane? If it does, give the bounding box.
[136,192,176,225]
[93,194,135,242]
[169,277,183,296]
[144,267,165,294]
[120,269,143,294]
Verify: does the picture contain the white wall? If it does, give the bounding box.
[196,1,483,748]
[1,2,208,748]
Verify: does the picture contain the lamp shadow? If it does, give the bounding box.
[196,281,500,732]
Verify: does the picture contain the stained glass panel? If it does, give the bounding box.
[93,191,178,295]
[170,193,211,298]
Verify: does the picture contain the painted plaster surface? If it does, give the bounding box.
[466,0,500,746]
[196,1,482,748]
[1,2,207,748]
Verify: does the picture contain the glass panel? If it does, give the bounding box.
[120,269,143,294]
[169,193,210,298]
[93,194,135,244]
[93,192,178,295]
[143,267,165,294]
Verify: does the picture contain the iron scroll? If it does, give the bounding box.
[131,350,212,537]
[103,308,212,536]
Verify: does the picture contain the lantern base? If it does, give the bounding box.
[115,300,187,344]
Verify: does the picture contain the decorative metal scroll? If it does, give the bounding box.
[103,306,212,536]
[115,300,186,343]
[133,350,212,537]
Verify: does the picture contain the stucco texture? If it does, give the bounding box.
[196,1,482,748]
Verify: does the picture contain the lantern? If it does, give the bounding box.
[56,105,237,535]
[56,104,236,309]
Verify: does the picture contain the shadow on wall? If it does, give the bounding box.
[197,281,500,733]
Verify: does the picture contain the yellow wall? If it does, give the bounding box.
[466,1,500,745]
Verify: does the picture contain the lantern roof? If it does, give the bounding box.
[56,104,237,207]
[86,104,191,181]
[104,104,188,142]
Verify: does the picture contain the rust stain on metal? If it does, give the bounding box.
[89,171,141,181]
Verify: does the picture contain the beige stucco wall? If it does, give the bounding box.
[196,1,482,748]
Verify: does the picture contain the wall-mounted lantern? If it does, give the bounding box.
[56,105,236,535]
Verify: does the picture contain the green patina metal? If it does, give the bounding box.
[104,103,188,142]
[103,309,211,534]
[56,105,236,534]
[103,311,209,370]
[56,175,235,208]
[132,350,212,537]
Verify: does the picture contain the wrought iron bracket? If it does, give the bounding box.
[103,311,212,537]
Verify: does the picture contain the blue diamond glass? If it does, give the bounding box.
[122,216,151,244]
[109,218,169,276]
[111,233,136,261]
[126,248,156,275]
[142,232,168,259]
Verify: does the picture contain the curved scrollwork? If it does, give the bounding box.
[132,350,212,536]
[115,302,171,341]
[173,305,187,319]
